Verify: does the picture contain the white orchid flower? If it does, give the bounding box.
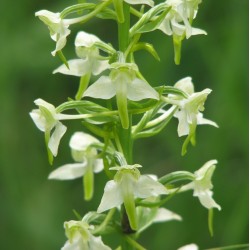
[178,243,199,250]
[49,132,103,200]
[62,220,111,250]
[97,164,168,230]
[35,10,71,56]
[53,31,109,77]
[84,62,159,129]
[172,77,218,137]
[29,99,67,157]
[192,160,221,210]
[179,160,221,210]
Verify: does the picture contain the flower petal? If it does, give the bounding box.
[177,243,199,250]
[93,159,104,173]
[127,78,159,101]
[69,132,99,151]
[29,109,46,132]
[135,175,168,198]
[197,113,219,127]
[92,60,110,75]
[89,235,112,250]
[48,122,67,156]
[174,77,194,95]
[124,0,154,7]
[97,180,123,213]
[75,31,100,48]
[174,109,190,136]
[84,76,116,99]
[195,191,221,211]
[153,208,182,222]
[53,59,90,77]
[48,163,87,180]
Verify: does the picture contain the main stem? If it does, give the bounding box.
[117,2,136,247]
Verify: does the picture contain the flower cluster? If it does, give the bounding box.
[31,0,220,249]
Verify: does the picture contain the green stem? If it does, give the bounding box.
[124,236,146,250]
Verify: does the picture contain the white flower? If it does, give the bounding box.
[53,31,109,77]
[62,220,111,250]
[35,10,71,56]
[177,243,199,250]
[97,164,168,230]
[159,0,205,39]
[29,99,67,157]
[172,77,218,137]
[84,62,159,128]
[49,132,103,200]
[192,160,221,210]
[181,160,221,210]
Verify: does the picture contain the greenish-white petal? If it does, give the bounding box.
[174,109,190,136]
[29,109,46,132]
[48,162,87,180]
[53,59,90,77]
[127,78,159,101]
[69,132,99,151]
[124,0,154,6]
[34,98,56,113]
[75,31,100,48]
[97,180,123,213]
[92,60,110,75]
[84,76,116,99]
[89,235,112,250]
[153,208,182,222]
[197,113,219,128]
[174,77,194,95]
[48,121,67,156]
[135,175,168,198]
[195,191,221,211]
[93,159,104,173]
[177,243,199,250]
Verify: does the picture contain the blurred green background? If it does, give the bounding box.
[0,0,248,249]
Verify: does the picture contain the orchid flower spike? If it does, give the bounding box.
[84,61,159,129]
[62,220,111,250]
[97,164,168,230]
[49,132,103,200]
[53,31,110,77]
[29,99,67,160]
[35,10,71,56]
[168,77,218,154]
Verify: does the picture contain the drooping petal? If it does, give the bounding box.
[195,191,221,211]
[48,163,87,180]
[53,59,90,77]
[135,175,168,198]
[174,109,190,136]
[197,113,219,127]
[48,121,67,156]
[84,76,116,99]
[127,78,159,101]
[97,180,123,213]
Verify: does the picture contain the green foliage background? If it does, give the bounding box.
[0,0,248,249]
